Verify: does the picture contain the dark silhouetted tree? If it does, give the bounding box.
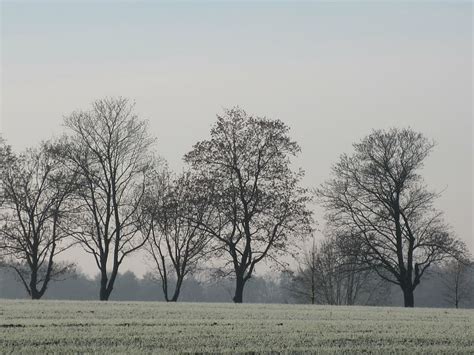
[185,107,313,303]
[140,170,212,302]
[288,235,387,305]
[439,256,473,309]
[0,142,76,299]
[317,128,465,307]
[287,238,318,304]
[60,97,155,300]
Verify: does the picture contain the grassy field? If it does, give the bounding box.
[0,300,473,354]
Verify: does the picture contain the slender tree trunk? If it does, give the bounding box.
[402,287,414,307]
[455,280,459,309]
[233,274,246,303]
[169,277,184,302]
[161,273,170,302]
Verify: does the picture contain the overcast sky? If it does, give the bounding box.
[1,1,472,277]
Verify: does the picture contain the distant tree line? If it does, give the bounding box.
[0,265,472,308]
[0,97,471,307]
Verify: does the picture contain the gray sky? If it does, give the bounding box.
[1,1,472,277]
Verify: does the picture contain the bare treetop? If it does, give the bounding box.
[140,170,213,302]
[0,142,76,299]
[61,97,156,300]
[64,97,155,182]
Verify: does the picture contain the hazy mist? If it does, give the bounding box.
[1,1,472,277]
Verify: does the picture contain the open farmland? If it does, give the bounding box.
[0,300,473,354]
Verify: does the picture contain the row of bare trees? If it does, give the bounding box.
[287,235,472,308]
[0,98,313,302]
[0,98,471,306]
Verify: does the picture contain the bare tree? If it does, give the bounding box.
[317,128,465,307]
[313,236,352,305]
[286,238,318,304]
[439,257,473,309]
[288,235,387,305]
[185,108,313,303]
[140,170,212,302]
[61,97,155,300]
[0,142,76,299]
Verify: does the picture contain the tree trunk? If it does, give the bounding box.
[455,283,459,309]
[233,275,245,303]
[30,289,42,300]
[29,268,42,300]
[402,287,414,307]
[99,273,110,301]
[169,277,183,302]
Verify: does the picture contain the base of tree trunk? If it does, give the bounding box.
[233,279,245,303]
[403,289,415,307]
